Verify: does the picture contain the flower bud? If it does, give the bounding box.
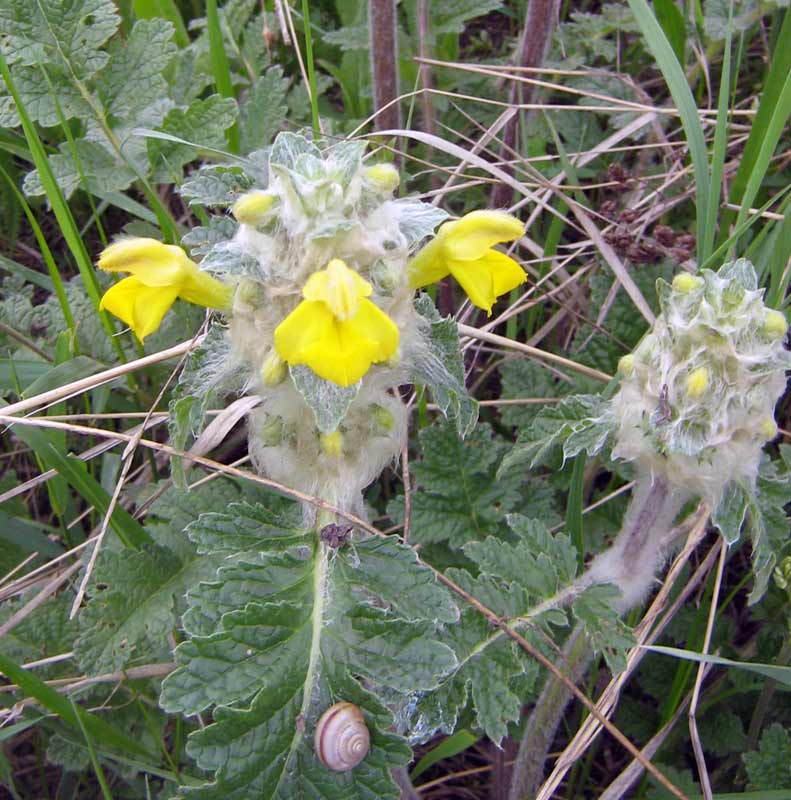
[259,416,286,446]
[261,350,287,387]
[759,417,778,441]
[370,403,395,433]
[236,277,264,306]
[671,273,704,294]
[363,164,399,194]
[762,310,788,340]
[617,354,635,376]
[320,430,344,458]
[232,191,276,226]
[685,366,709,399]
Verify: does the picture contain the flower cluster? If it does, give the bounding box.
[611,259,790,504]
[96,133,526,514]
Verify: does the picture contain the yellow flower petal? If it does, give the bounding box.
[479,248,527,297]
[274,300,335,364]
[439,210,524,262]
[341,297,399,362]
[407,238,448,289]
[98,238,189,286]
[302,259,372,320]
[448,250,525,315]
[99,277,180,341]
[179,269,233,310]
[274,295,399,387]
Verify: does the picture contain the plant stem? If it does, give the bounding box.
[508,474,686,799]
[369,0,400,130]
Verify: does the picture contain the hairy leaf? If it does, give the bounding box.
[161,501,456,798]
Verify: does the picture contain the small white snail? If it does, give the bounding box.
[314,702,370,771]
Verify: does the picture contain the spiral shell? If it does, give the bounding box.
[314,702,370,771]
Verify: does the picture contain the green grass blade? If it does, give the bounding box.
[411,729,479,780]
[627,0,710,262]
[0,254,54,291]
[645,644,791,686]
[653,0,686,65]
[301,0,321,135]
[703,15,733,262]
[133,0,190,47]
[0,652,157,762]
[0,166,76,335]
[71,698,114,800]
[0,51,127,364]
[205,0,240,154]
[43,444,152,548]
[718,11,791,246]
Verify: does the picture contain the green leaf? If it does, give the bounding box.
[409,295,477,437]
[389,420,521,546]
[161,499,456,798]
[21,356,105,398]
[500,394,611,473]
[148,95,238,181]
[391,201,448,246]
[572,584,635,673]
[713,450,791,603]
[743,724,791,791]
[238,67,289,154]
[23,138,137,198]
[289,364,360,434]
[75,478,254,675]
[98,18,177,120]
[180,167,253,207]
[0,0,119,76]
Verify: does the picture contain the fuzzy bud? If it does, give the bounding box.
[320,431,344,458]
[762,310,788,340]
[261,350,287,387]
[759,417,778,441]
[671,273,704,294]
[684,366,709,399]
[369,403,395,433]
[609,259,791,505]
[236,278,264,306]
[363,163,399,194]
[259,416,286,446]
[232,191,276,226]
[618,354,635,376]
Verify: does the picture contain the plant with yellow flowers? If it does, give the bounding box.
[97,131,526,515]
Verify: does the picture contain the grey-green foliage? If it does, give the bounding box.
[388,420,522,547]
[0,0,293,199]
[408,295,478,437]
[712,445,791,604]
[161,501,458,798]
[75,477,255,674]
[500,393,612,473]
[407,514,634,743]
[743,723,791,790]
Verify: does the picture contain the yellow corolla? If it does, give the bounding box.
[98,238,232,340]
[408,210,526,314]
[274,259,399,387]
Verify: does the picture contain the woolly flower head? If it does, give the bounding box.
[152,132,525,515]
[611,259,790,504]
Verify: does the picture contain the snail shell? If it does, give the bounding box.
[314,702,370,771]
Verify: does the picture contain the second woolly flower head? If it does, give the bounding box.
[612,259,790,503]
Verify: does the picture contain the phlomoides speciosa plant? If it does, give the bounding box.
[91,134,789,799]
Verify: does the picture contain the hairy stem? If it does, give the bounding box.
[369,0,400,130]
[508,474,686,799]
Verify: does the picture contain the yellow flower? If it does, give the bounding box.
[407,210,526,314]
[98,238,232,341]
[274,259,399,387]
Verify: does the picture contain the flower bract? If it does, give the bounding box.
[407,210,526,314]
[98,238,232,340]
[274,259,399,387]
